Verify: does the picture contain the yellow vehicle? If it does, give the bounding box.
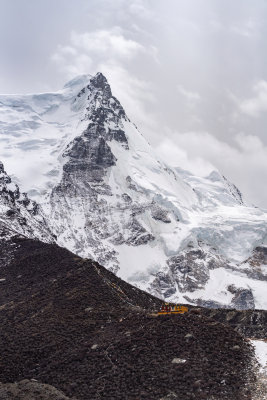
[158,303,188,315]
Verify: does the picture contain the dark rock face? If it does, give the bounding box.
[232,289,255,310]
[247,246,267,267]
[195,299,226,309]
[223,176,244,205]
[151,204,171,223]
[0,227,18,269]
[201,308,267,340]
[150,248,228,299]
[60,72,128,189]
[124,218,155,245]
[62,127,116,187]
[167,250,210,292]
[49,74,156,268]
[0,238,257,400]
[0,161,38,215]
[0,161,53,242]
[152,272,176,298]
[238,246,267,283]
[228,285,255,310]
[149,245,261,311]
[182,284,255,311]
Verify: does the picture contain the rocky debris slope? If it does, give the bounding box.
[0,238,258,400]
[0,73,267,309]
[252,370,267,400]
[201,308,267,340]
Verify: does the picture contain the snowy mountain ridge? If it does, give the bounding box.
[0,72,267,309]
[0,161,53,242]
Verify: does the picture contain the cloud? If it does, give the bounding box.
[50,26,159,76]
[156,137,214,177]
[51,50,93,78]
[156,131,267,208]
[177,85,201,107]
[230,19,259,38]
[70,28,145,59]
[129,0,154,19]
[97,61,158,132]
[51,26,159,137]
[51,27,148,79]
[239,81,267,117]
[2,0,265,206]
[50,22,267,208]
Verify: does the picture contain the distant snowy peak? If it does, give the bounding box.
[175,167,244,207]
[63,74,93,90]
[71,72,128,126]
[0,161,54,242]
[207,170,243,205]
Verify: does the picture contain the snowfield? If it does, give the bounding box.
[252,340,267,371]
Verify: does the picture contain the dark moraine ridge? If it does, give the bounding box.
[201,308,267,340]
[0,237,258,400]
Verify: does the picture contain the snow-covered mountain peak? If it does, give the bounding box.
[89,71,110,90]
[207,170,223,182]
[0,73,267,310]
[63,74,93,90]
[71,72,127,128]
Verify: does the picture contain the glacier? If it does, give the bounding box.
[0,72,266,309]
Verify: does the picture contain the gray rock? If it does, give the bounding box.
[172,357,187,364]
[0,161,54,244]
[231,288,255,310]
[151,205,171,223]
[0,380,72,399]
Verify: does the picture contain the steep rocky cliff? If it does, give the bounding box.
[0,161,54,245]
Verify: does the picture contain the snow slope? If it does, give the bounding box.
[0,72,266,309]
[252,340,267,371]
[0,75,91,201]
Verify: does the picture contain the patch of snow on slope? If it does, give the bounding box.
[174,267,267,309]
[252,340,267,371]
[116,241,167,288]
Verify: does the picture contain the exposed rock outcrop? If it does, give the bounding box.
[0,161,54,243]
[0,380,72,400]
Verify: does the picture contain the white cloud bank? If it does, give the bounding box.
[177,85,201,107]
[51,27,159,136]
[239,80,267,117]
[51,24,267,208]
[27,0,267,208]
[51,27,146,78]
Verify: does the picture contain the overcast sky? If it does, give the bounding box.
[0,0,267,207]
